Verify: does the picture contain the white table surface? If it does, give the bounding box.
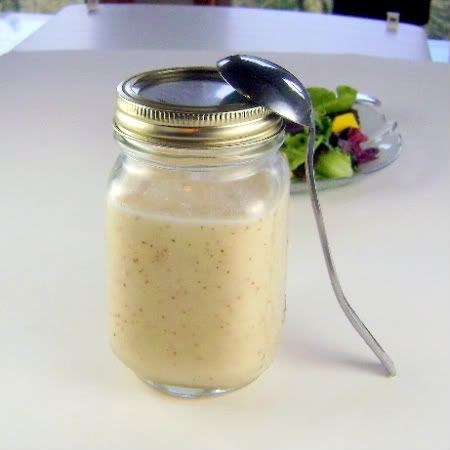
[14,4,431,61]
[0,49,449,450]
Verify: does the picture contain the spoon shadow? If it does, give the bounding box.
[283,334,388,377]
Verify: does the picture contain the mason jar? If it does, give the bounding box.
[107,67,290,397]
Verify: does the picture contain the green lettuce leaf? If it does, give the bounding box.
[283,124,331,171]
[315,148,354,178]
[283,132,307,170]
[307,85,357,116]
[307,87,336,110]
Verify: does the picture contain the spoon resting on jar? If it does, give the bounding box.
[217,54,396,377]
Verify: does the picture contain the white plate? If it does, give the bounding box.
[290,102,402,193]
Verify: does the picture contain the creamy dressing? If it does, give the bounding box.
[107,186,288,389]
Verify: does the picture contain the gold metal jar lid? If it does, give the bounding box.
[113,67,283,149]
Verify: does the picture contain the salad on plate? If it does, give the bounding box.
[283,85,381,183]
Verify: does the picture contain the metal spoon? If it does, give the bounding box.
[217,55,396,377]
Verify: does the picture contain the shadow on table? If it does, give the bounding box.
[283,333,388,377]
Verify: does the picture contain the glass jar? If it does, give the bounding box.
[107,67,290,397]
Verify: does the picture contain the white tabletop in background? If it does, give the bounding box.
[0,49,449,450]
[0,12,50,55]
[14,4,431,61]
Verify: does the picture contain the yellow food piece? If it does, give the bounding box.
[332,112,359,134]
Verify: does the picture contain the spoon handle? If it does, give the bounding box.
[305,118,396,377]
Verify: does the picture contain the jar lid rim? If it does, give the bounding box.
[114,67,283,148]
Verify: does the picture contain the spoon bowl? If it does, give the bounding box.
[217,55,312,126]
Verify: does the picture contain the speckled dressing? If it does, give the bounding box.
[107,183,288,390]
